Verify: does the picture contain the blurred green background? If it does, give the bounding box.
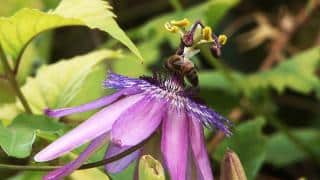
[0,0,319,179]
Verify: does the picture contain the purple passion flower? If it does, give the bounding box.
[34,71,232,180]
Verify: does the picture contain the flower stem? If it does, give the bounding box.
[0,45,32,114]
[0,133,153,171]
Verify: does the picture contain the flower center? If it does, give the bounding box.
[140,72,198,107]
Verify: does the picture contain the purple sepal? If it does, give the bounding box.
[43,132,109,180]
[35,94,144,162]
[44,87,141,118]
[104,143,141,173]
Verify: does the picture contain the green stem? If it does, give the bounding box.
[0,132,153,171]
[0,45,32,113]
[268,116,320,165]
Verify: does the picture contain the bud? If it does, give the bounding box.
[139,155,165,180]
[220,150,247,180]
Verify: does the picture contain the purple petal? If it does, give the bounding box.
[43,132,109,180]
[45,87,141,118]
[189,115,214,180]
[104,143,140,173]
[111,97,166,146]
[161,107,189,180]
[34,94,144,162]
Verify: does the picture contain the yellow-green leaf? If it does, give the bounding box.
[18,49,122,114]
[0,0,142,63]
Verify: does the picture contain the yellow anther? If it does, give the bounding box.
[218,34,228,45]
[164,22,179,33]
[202,26,213,41]
[170,18,190,27]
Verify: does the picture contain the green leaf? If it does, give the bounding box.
[112,42,159,76]
[206,0,239,27]
[199,71,241,95]
[0,0,142,63]
[139,155,165,180]
[18,49,122,114]
[199,48,320,97]
[213,118,267,180]
[265,129,320,167]
[8,171,45,180]
[0,113,63,158]
[242,47,320,96]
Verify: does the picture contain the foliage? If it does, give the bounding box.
[18,49,122,114]
[265,129,320,167]
[0,0,141,64]
[0,113,63,158]
[199,47,320,97]
[213,118,267,180]
[0,0,319,179]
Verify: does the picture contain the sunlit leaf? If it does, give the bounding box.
[0,113,63,158]
[213,118,267,180]
[0,103,20,125]
[0,0,43,16]
[0,0,142,64]
[18,49,122,114]
[265,129,320,167]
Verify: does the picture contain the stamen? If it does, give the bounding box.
[218,34,228,45]
[202,26,213,41]
[164,22,179,33]
[170,18,190,27]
